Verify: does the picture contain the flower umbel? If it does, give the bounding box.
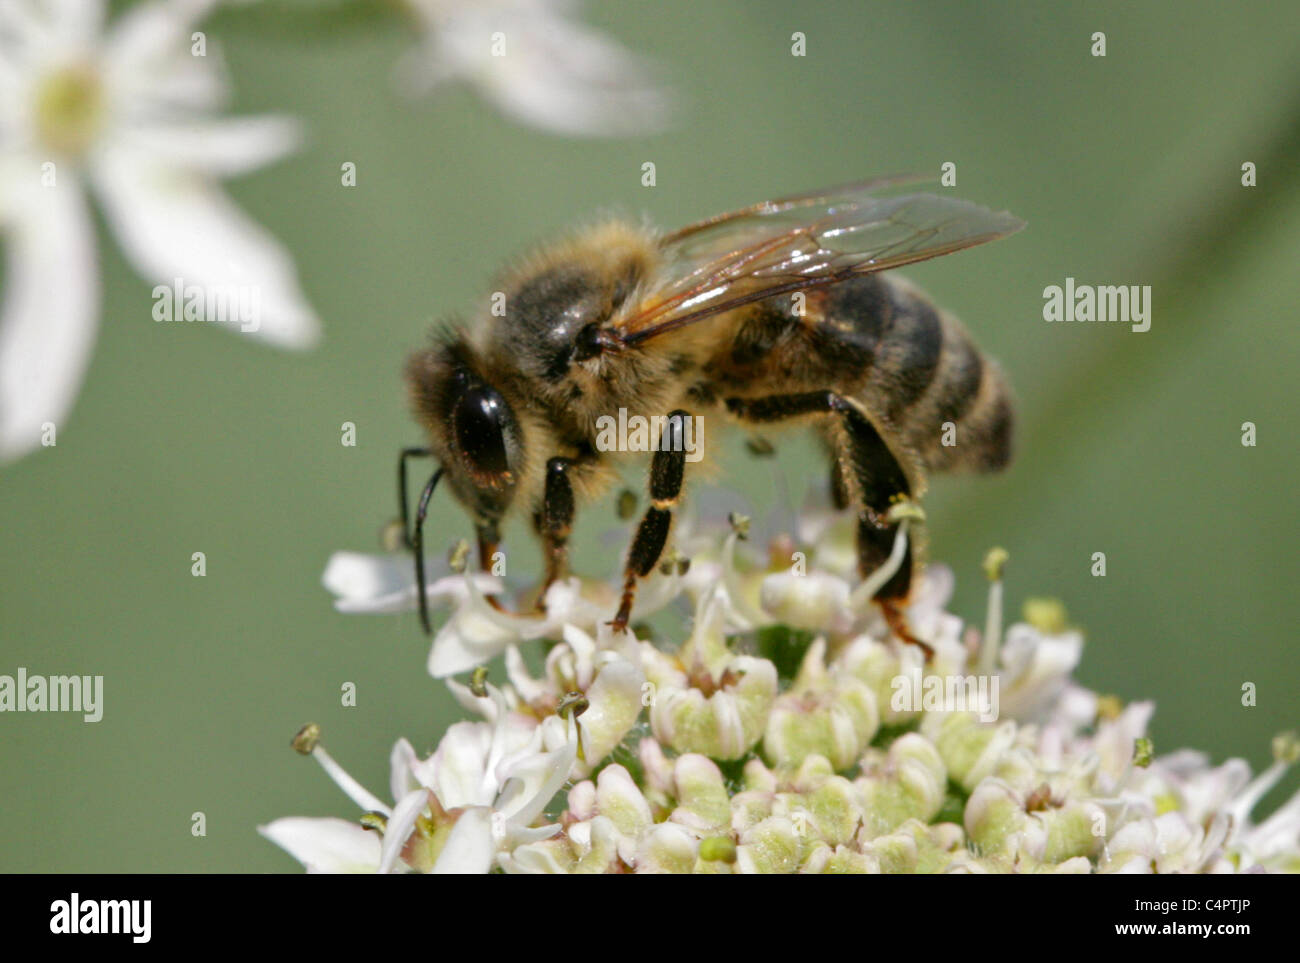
[274,510,1300,873]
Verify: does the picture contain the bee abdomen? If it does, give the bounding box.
[851,277,1011,474]
[905,313,1013,474]
[865,279,944,422]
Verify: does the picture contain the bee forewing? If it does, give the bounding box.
[618,190,1024,345]
[658,173,931,245]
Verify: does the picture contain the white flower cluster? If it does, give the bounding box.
[263,508,1300,873]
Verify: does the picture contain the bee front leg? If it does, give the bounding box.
[533,457,576,611]
[475,519,511,614]
[726,392,931,657]
[610,411,691,633]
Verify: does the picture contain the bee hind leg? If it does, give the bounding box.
[609,411,691,633]
[726,392,930,657]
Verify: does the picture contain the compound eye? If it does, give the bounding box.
[453,385,512,482]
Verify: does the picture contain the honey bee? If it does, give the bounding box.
[398,178,1023,648]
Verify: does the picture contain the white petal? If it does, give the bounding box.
[378,789,431,874]
[90,143,319,349]
[1243,788,1300,860]
[574,657,645,772]
[997,625,1083,722]
[113,117,301,177]
[20,0,105,54]
[104,0,212,60]
[506,822,563,846]
[431,807,496,874]
[0,0,103,55]
[258,817,379,874]
[504,645,548,705]
[429,720,497,810]
[636,822,697,873]
[389,737,421,802]
[322,551,414,603]
[0,173,98,461]
[427,580,546,676]
[102,0,224,114]
[0,2,43,41]
[760,570,851,631]
[445,678,498,720]
[323,550,503,614]
[498,840,570,874]
[499,716,578,829]
[425,11,671,137]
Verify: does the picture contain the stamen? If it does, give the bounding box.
[850,519,910,611]
[291,725,388,814]
[721,533,773,628]
[291,723,321,755]
[558,691,590,762]
[977,547,1008,674]
[447,538,471,574]
[1023,597,1068,635]
[469,665,490,697]
[380,519,406,553]
[1229,732,1300,827]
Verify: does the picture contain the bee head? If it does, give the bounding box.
[405,334,522,521]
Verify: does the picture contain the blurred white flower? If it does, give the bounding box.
[0,0,319,461]
[397,0,672,136]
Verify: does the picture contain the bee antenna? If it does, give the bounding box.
[412,467,446,635]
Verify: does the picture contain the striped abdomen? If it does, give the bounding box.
[821,274,1014,474]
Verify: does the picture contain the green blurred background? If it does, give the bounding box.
[2,0,1298,871]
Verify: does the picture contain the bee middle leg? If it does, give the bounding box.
[726,392,931,656]
[532,456,576,611]
[609,411,691,633]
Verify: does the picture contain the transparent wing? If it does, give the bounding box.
[615,186,1024,346]
[657,174,930,246]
